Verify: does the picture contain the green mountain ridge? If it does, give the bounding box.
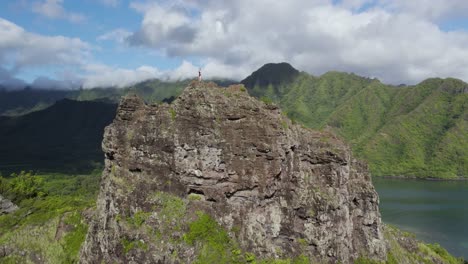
[241,62,300,90]
[242,63,468,179]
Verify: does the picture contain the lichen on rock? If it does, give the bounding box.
[80,81,387,263]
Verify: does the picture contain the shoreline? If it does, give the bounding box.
[374,175,468,181]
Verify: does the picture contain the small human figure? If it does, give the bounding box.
[198,68,202,81]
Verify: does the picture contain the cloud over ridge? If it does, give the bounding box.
[126,0,468,84]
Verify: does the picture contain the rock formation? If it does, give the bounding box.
[80,81,387,263]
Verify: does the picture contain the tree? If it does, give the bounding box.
[6,171,46,202]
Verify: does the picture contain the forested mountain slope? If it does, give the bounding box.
[242,63,467,178]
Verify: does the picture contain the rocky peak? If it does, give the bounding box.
[80,81,387,263]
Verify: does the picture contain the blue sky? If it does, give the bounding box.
[1,0,468,89]
[0,0,187,84]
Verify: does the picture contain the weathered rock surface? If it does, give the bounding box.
[80,81,387,263]
[0,195,18,215]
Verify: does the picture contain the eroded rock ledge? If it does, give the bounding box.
[80,81,387,263]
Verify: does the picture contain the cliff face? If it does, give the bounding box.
[80,81,387,263]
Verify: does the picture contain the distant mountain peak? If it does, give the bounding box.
[418,77,468,95]
[241,62,300,88]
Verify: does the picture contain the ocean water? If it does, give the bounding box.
[374,178,468,259]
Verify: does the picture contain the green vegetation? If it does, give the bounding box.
[425,244,462,264]
[183,211,311,264]
[62,211,89,260]
[184,211,237,263]
[134,191,313,263]
[0,171,46,202]
[381,225,465,264]
[243,65,468,179]
[169,108,177,120]
[260,96,274,105]
[152,191,186,226]
[0,171,100,263]
[127,211,151,227]
[2,178,463,263]
[188,193,203,201]
[254,256,310,264]
[121,238,148,254]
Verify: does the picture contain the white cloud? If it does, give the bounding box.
[126,0,468,84]
[0,18,201,90]
[31,76,80,90]
[200,60,250,80]
[0,65,81,90]
[97,29,132,44]
[0,18,90,70]
[32,0,86,23]
[82,64,163,88]
[127,2,196,48]
[166,60,198,81]
[81,61,224,88]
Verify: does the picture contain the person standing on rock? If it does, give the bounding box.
[198,68,202,81]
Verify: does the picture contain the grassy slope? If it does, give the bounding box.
[0,172,100,263]
[244,69,467,179]
[280,72,374,128]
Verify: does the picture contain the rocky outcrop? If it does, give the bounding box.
[0,195,18,215]
[80,81,387,263]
